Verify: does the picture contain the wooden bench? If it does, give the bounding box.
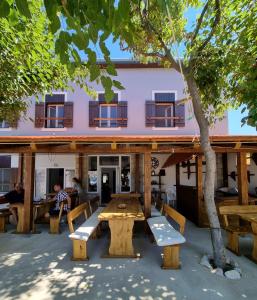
[49,201,66,234]
[219,205,257,255]
[68,202,103,260]
[147,204,186,269]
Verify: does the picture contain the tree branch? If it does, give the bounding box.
[196,0,221,53]
[190,0,210,47]
[135,2,182,72]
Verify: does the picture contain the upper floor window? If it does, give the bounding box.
[89,92,128,128]
[145,91,185,128]
[0,120,10,129]
[35,93,73,129]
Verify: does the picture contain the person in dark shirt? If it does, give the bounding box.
[0,183,24,204]
[0,183,24,225]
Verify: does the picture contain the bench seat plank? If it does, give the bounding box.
[69,207,104,241]
[147,216,186,246]
[151,205,162,217]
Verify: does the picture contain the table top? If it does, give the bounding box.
[239,214,257,223]
[33,199,56,207]
[98,198,145,221]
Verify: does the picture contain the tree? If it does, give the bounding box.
[1,0,256,269]
[0,0,88,123]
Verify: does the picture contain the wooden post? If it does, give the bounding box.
[135,154,140,193]
[222,153,228,187]
[23,152,35,233]
[196,155,204,226]
[237,152,248,205]
[78,153,83,180]
[17,153,24,184]
[144,152,151,218]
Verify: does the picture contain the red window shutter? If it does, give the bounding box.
[117,101,128,127]
[35,103,45,128]
[175,103,185,127]
[64,102,74,128]
[145,101,156,127]
[89,101,99,127]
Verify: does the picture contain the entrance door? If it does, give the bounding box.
[46,168,64,193]
[101,167,116,204]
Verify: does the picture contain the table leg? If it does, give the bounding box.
[108,219,136,257]
[251,223,257,262]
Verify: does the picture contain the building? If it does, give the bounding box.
[0,60,256,232]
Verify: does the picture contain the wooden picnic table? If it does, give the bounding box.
[0,203,11,232]
[98,198,145,257]
[239,213,257,262]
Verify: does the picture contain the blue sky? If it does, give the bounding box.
[99,7,255,136]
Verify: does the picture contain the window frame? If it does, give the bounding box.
[96,91,121,128]
[152,90,177,128]
[44,92,67,129]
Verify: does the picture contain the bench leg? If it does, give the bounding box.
[0,216,6,233]
[72,240,88,261]
[227,232,240,255]
[162,245,180,269]
[50,217,60,234]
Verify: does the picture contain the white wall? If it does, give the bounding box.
[0,67,228,137]
[35,154,76,199]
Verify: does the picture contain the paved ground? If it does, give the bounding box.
[0,221,257,300]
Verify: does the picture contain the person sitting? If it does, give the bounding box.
[0,183,24,225]
[45,183,71,218]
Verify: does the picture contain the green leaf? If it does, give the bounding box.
[50,15,60,33]
[106,64,117,76]
[15,0,31,18]
[113,80,125,90]
[89,64,100,81]
[0,0,10,17]
[72,31,89,50]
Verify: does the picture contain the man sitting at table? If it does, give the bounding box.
[45,183,71,218]
[0,183,24,224]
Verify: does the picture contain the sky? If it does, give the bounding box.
[100,7,256,136]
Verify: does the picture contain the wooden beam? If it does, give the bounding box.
[135,154,140,193]
[23,152,35,233]
[237,152,249,205]
[196,155,204,226]
[70,141,77,150]
[78,153,83,180]
[30,143,37,152]
[222,153,228,187]
[144,152,152,218]
[152,142,158,150]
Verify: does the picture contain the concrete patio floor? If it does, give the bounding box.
[0,221,257,300]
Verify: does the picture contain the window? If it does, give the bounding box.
[45,93,65,128]
[98,92,119,128]
[46,104,64,128]
[0,169,11,193]
[153,92,175,127]
[0,120,10,129]
[99,156,119,166]
[121,156,131,192]
[88,156,98,192]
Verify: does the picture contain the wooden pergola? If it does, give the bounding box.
[1,134,256,233]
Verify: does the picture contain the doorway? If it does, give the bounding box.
[101,167,116,204]
[46,168,64,193]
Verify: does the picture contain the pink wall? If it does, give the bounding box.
[0,67,228,137]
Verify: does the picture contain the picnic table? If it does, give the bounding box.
[0,203,10,232]
[98,198,145,257]
[239,213,257,262]
[33,198,56,233]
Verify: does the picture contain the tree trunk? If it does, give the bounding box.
[186,73,227,268]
